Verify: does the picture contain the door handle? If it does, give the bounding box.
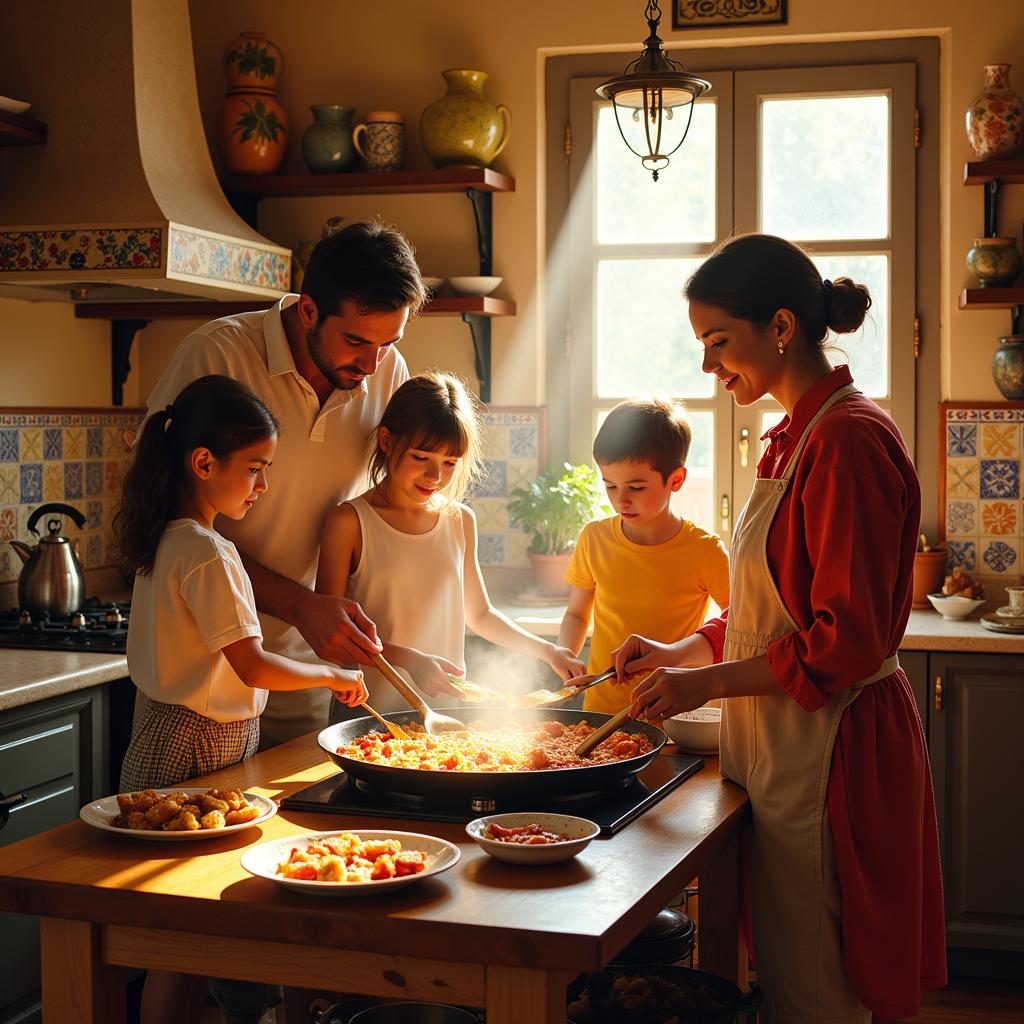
[720,493,730,535]
[738,428,750,468]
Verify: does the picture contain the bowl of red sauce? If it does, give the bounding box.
[465,812,600,865]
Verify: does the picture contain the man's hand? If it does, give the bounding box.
[295,591,382,665]
[611,634,677,684]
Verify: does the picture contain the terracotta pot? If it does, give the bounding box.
[222,31,283,92]
[219,91,289,173]
[966,236,1022,288]
[913,550,948,610]
[965,64,1024,160]
[528,552,572,598]
[993,335,1024,400]
[420,69,511,168]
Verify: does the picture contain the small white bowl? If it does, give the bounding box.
[662,706,721,754]
[422,276,445,294]
[466,812,599,865]
[927,593,985,621]
[448,275,502,297]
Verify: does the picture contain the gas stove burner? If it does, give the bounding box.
[104,605,125,627]
[17,609,32,626]
[0,597,131,653]
[70,612,87,628]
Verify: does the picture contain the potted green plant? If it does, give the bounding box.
[507,463,607,596]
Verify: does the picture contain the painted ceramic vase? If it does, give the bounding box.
[353,111,405,171]
[420,69,511,168]
[302,105,356,173]
[965,64,1024,160]
[966,236,1022,287]
[218,31,288,174]
[993,335,1024,400]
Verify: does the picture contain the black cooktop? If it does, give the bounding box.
[0,598,129,653]
[281,752,704,836]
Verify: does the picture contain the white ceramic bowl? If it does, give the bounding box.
[448,275,502,297]
[422,276,445,294]
[466,812,599,865]
[661,706,721,754]
[0,96,31,116]
[927,593,985,620]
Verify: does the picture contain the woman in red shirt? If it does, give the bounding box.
[614,234,946,1023]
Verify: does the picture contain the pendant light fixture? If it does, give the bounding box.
[596,0,711,182]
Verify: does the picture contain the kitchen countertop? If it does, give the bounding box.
[491,595,1024,655]
[0,649,128,712]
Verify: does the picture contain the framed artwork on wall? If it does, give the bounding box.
[672,0,787,30]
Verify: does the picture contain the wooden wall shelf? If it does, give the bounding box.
[959,288,1024,310]
[0,109,47,147]
[220,167,514,198]
[963,160,1024,185]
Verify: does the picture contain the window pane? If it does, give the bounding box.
[596,258,713,398]
[596,409,716,537]
[596,100,717,244]
[761,94,889,240]
[812,254,889,398]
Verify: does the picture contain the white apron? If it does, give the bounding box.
[720,383,898,1023]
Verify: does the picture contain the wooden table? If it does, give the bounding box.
[0,733,750,1023]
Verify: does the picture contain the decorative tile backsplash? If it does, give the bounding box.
[941,403,1023,598]
[468,408,546,569]
[0,409,143,586]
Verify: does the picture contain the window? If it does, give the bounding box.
[563,61,917,541]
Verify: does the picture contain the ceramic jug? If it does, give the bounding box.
[966,236,1023,287]
[218,31,288,174]
[993,335,1024,400]
[966,64,1024,160]
[353,111,404,171]
[420,69,511,168]
[302,105,357,173]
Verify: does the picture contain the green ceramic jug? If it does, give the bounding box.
[420,69,511,168]
[302,105,357,173]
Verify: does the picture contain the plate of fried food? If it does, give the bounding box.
[79,787,276,840]
[240,829,460,896]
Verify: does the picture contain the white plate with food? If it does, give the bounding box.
[466,812,600,865]
[241,829,461,896]
[79,786,276,840]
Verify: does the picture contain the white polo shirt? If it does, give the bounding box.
[143,295,408,740]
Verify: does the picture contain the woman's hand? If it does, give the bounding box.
[628,667,716,722]
[327,668,369,708]
[402,649,466,699]
[543,643,586,682]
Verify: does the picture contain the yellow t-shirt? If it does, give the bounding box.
[565,515,730,714]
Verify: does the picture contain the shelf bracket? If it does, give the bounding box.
[466,188,493,275]
[985,178,1000,237]
[1013,304,1023,336]
[462,312,491,404]
[226,192,261,230]
[111,319,149,406]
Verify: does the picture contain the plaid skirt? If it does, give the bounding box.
[119,698,259,793]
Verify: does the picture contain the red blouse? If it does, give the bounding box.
[699,366,947,1018]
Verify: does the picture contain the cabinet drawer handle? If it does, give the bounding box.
[934,675,943,713]
[0,790,27,831]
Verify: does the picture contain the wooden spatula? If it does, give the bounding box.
[518,667,618,708]
[359,702,411,741]
[372,653,466,735]
[574,706,634,758]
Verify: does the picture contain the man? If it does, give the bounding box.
[143,220,441,746]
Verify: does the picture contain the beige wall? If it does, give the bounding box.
[1,0,1023,410]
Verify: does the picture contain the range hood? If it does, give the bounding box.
[0,0,289,304]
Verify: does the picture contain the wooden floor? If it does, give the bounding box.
[893,977,1024,1023]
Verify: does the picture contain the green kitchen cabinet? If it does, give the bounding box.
[0,684,110,1024]
[899,649,929,730]
[926,651,1024,975]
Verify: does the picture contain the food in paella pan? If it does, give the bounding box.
[111,788,261,832]
[337,718,652,772]
[277,832,428,883]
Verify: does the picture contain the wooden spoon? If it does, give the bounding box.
[360,702,411,741]
[371,653,466,735]
[574,706,634,758]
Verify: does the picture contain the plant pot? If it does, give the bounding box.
[993,335,1024,400]
[966,237,1022,288]
[528,552,572,598]
[913,550,948,610]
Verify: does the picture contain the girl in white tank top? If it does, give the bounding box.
[317,372,584,711]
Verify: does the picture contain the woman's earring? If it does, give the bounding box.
[777,339,785,355]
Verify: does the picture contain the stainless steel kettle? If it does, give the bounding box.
[9,502,87,618]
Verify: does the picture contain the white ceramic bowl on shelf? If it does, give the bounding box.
[448,275,502,297]
[466,812,599,865]
[421,276,445,295]
[926,593,985,620]
[662,706,721,754]
[0,96,31,115]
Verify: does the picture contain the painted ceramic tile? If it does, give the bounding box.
[946,501,977,537]
[43,463,63,501]
[86,461,103,497]
[980,423,1019,457]
[981,537,1019,574]
[0,506,15,542]
[0,429,17,462]
[946,424,976,457]
[20,429,41,461]
[43,428,62,460]
[980,459,1020,500]
[87,427,103,459]
[0,548,14,584]
[64,461,84,500]
[946,461,979,498]
[474,459,508,498]
[472,497,507,533]
[0,466,17,505]
[86,499,102,531]
[20,463,42,503]
[980,500,1018,536]
[63,428,83,460]
[509,425,539,459]
[947,540,976,571]
[477,533,506,567]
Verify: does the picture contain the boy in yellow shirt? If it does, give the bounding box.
[559,398,730,714]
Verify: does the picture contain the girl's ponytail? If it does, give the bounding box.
[114,375,278,575]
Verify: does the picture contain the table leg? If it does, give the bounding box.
[40,918,125,1024]
[485,966,572,1024]
[697,832,747,987]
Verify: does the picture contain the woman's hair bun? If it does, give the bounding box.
[827,276,872,334]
